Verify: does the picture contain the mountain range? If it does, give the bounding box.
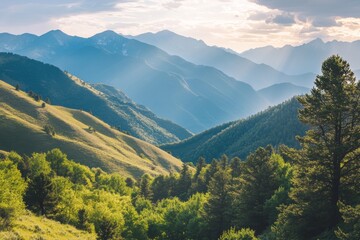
[0,52,191,144]
[0,30,268,133]
[241,38,360,76]
[133,30,315,89]
[0,80,183,177]
[161,98,308,163]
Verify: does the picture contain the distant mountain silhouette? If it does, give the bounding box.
[241,38,360,77]
[133,30,315,89]
[0,30,267,133]
[258,83,309,106]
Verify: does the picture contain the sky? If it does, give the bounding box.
[1,0,360,52]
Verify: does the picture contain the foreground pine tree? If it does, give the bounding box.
[273,55,360,239]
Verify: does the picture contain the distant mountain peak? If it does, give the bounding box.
[307,37,324,45]
[92,30,120,38]
[41,29,69,37]
[39,30,71,46]
[156,29,177,36]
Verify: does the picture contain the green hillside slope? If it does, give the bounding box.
[0,80,183,177]
[0,211,96,240]
[162,98,309,162]
[0,52,192,145]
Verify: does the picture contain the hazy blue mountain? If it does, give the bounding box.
[0,30,267,133]
[0,52,192,144]
[257,83,310,106]
[161,98,308,163]
[133,30,315,89]
[241,38,360,76]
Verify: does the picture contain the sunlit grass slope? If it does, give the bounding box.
[0,211,95,240]
[0,80,183,177]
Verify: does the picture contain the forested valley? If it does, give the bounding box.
[1,55,359,240]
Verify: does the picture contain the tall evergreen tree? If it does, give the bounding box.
[175,163,192,201]
[25,173,57,216]
[204,169,232,240]
[231,146,282,234]
[139,174,153,200]
[273,55,360,239]
[230,157,242,178]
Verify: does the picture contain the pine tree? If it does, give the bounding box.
[205,169,232,240]
[273,55,360,239]
[232,146,281,234]
[25,173,57,216]
[139,174,153,200]
[230,157,241,178]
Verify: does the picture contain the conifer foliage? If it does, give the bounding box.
[273,55,360,239]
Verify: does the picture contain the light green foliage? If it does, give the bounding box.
[0,159,27,229]
[28,153,51,178]
[96,173,131,196]
[52,176,83,225]
[219,228,258,240]
[46,149,95,186]
[139,193,207,240]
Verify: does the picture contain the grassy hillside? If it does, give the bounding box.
[0,80,183,177]
[162,98,309,162]
[0,212,96,240]
[0,52,191,145]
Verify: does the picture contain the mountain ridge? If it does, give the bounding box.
[0,30,267,133]
[0,52,192,144]
[133,30,315,89]
[241,38,360,76]
[161,98,308,163]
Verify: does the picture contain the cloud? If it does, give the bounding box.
[0,0,129,32]
[266,13,295,26]
[162,0,184,10]
[249,0,360,27]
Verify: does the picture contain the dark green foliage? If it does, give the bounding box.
[25,173,57,216]
[229,157,241,178]
[15,84,19,91]
[162,98,308,163]
[44,124,55,136]
[139,174,153,199]
[41,102,46,108]
[336,203,360,239]
[204,169,232,239]
[231,147,289,233]
[93,216,122,240]
[174,163,192,201]
[151,175,170,202]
